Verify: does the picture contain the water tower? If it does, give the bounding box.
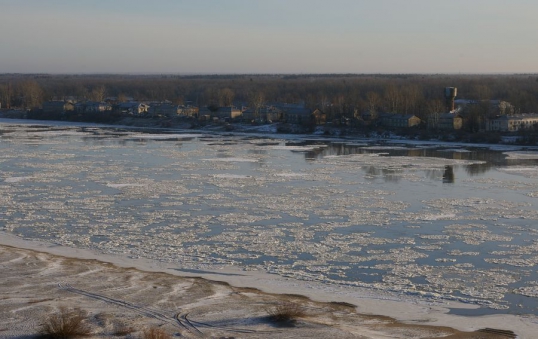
[444,87,457,112]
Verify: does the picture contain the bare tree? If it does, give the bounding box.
[19,80,43,109]
[471,84,492,100]
[384,84,401,113]
[90,85,106,102]
[426,99,445,129]
[401,85,422,115]
[74,84,89,101]
[203,87,219,107]
[334,94,346,119]
[218,88,235,107]
[0,84,10,109]
[249,91,265,121]
[117,93,128,103]
[366,91,380,117]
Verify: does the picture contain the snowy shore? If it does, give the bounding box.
[1,233,537,338]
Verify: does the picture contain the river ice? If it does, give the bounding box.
[2,122,538,314]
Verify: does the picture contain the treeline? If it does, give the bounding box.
[1,73,538,121]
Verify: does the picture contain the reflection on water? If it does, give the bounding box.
[298,141,538,183]
[443,166,455,184]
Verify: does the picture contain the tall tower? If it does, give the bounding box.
[444,87,457,112]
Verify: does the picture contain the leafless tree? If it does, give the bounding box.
[426,99,445,129]
[19,80,43,109]
[471,84,492,100]
[250,91,265,121]
[366,91,380,116]
[401,85,422,115]
[117,93,128,103]
[334,94,346,119]
[0,84,10,109]
[90,85,106,102]
[203,87,219,106]
[74,84,89,101]
[218,88,235,107]
[384,84,401,113]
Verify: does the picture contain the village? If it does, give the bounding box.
[1,85,538,144]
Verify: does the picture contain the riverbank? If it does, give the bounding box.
[2,116,538,152]
[1,233,535,338]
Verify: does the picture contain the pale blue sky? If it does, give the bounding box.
[1,0,537,73]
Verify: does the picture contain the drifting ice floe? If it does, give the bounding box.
[106,183,146,188]
[272,145,328,152]
[4,176,33,183]
[202,157,259,162]
[126,133,203,140]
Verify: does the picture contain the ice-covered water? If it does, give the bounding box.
[2,121,538,315]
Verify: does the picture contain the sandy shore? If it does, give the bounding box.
[1,233,536,338]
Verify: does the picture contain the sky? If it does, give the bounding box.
[1,0,537,74]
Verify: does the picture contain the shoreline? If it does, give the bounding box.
[2,117,538,152]
[1,232,537,338]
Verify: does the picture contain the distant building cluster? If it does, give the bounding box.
[42,99,199,119]
[1,87,538,133]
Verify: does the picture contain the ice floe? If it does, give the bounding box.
[4,176,33,183]
[106,183,146,188]
[202,157,259,162]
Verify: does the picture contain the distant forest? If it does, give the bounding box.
[1,73,538,122]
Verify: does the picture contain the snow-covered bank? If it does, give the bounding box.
[1,232,536,338]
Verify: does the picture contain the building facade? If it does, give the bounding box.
[486,114,538,132]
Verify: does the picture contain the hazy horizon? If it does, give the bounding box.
[2,72,538,76]
[2,0,538,74]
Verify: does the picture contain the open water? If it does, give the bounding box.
[2,120,538,315]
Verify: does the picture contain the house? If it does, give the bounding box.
[198,106,242,120]
[215,106,242,119]
[0,109,26,119]
[486,114,538,132]
[359,110,377,122]
[42,101,74,114]
[455,99,515,116]
[116,102,149,115]
[177,105,199,118]
[428,112,463,130]
[285,107,312,124]
[311,109,327,125]
[75,101,111,114]
[378,113,421,128]
[437,113,463,130]
[272,103,311,125]
[85,102,111,113]
[148,103,180,117]
[241,106,283,122]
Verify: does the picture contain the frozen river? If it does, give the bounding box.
[2,120,538,315]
